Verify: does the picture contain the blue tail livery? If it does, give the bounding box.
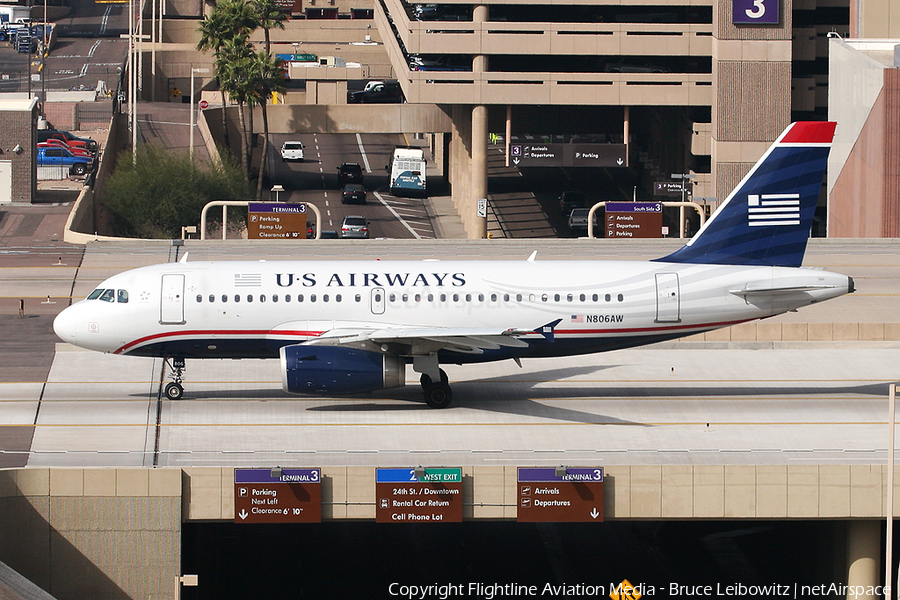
[659,121,836,268]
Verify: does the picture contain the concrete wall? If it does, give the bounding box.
[0,469,181,600]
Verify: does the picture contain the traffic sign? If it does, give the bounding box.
[508,143,627,168]
[234,468,322,524]
[604,202,664,239]
[247,202,308,239]
[199,99,209,109]
[375,468,463,523]
[516,467,604,522]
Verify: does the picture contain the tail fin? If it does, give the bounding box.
[658,121,836,268]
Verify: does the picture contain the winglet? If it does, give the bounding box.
[657,121,836,268]
[534,319,562,342]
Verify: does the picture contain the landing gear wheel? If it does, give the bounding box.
[164,382,184,400]
[423,382,452,409]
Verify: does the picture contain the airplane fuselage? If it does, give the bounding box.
[53,257,852,363]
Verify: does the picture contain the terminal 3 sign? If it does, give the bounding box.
[234,468,322,524]
[247,202,308,239]
[517,467,604,522]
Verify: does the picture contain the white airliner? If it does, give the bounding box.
[53,121,853,408]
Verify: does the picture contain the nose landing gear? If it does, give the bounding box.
[163,357,185,400]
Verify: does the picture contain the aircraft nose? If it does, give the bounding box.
[53,306,78,345]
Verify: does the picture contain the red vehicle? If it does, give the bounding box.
[37,139,93,158]
[36,130,98,153]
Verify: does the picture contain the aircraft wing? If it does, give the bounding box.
[304,326,532,355]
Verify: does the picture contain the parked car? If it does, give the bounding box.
[558,190,585,215]
[408,54,471,71]
[37,140,93,158]
[602,57,670,73]
[36,146,93,175]
[340,215,370,239]
[37,130,98,153]
[347,81,403,104]
[280,141,304,161]
[567,208,598,233]
[337,162,363,186]
[341,183,367,205]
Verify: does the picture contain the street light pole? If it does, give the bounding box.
[190,66,209,163]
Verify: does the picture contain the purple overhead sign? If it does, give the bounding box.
[732,0,779,24]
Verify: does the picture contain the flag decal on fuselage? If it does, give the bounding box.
[747,193,800,227]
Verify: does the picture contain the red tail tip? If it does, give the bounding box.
[781,121,837,144]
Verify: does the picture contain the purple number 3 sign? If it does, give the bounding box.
[733,0,779,24]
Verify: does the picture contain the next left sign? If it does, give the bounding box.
[234,468,322,524]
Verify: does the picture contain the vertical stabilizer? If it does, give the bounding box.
[658,121,836,267]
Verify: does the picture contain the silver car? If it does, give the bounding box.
[340,215,370,238]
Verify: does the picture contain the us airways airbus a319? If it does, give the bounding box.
[53,121,853,408]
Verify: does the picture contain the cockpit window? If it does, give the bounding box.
[117,290,129,303]
[87,289,104,300]
[99,289,115,302]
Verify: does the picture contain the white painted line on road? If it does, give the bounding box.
[373,191,423,239]
[355,133,371,173]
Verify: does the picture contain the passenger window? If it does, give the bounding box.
[579,294,586,302]
[99,289,115,302]
[592,294,598,302]
[529,294,536,302]
[478,294,484,302]
[323,294,329,302]
[260,295,266,303]
[440,294,446,302]
[196,295,202,303]
[310,294,317,302]
[209,295,215,303]
[427,294,433,302]
[414,294,421,302]
[402,294,408,302]
[355,294,361,302]
[298,295,304,302]
[389,294,396,302]
[453,294,459,302]
[465,294,472,302]
[222,295,228,303]
[567,294,573,302]
[247,295,253,302]
[618,294,624,302]
[285,294,291,302]
[234,295,240,302]
[117,290,129,303]
[554,294,560,302]
[336,294,342,302]
[541,294,548,302]
[605,294,611,302]
[517,294,523,302]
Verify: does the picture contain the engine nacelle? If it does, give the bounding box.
[280,345,405,395]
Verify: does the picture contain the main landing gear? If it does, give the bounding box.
[413,354,452,408]
[164,357,186,400]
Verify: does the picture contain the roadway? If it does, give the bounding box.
[0,237,898,470]
[265,132,437,239]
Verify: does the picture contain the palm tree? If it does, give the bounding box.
[216,34,256,177]
[250,51,287,200]
[197,0,260,150]
[252,0,286,54]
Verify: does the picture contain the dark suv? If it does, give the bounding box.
[337,162,363,186]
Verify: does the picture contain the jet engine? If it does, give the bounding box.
[280,345,405,395]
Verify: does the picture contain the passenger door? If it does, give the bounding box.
[160,274,185,324]
[655,273,680,323]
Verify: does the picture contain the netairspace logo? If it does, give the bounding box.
[386,582,891,600]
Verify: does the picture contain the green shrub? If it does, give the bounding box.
[102,145,252,238]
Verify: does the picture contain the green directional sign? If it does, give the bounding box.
[375,467,464,523]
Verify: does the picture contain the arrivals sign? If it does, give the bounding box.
[508,144,627,168]
[375,467,464,523]
[247,202,308,239]
[604,202,663,239]
[234,468,322,524]
[517,467,604,522]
